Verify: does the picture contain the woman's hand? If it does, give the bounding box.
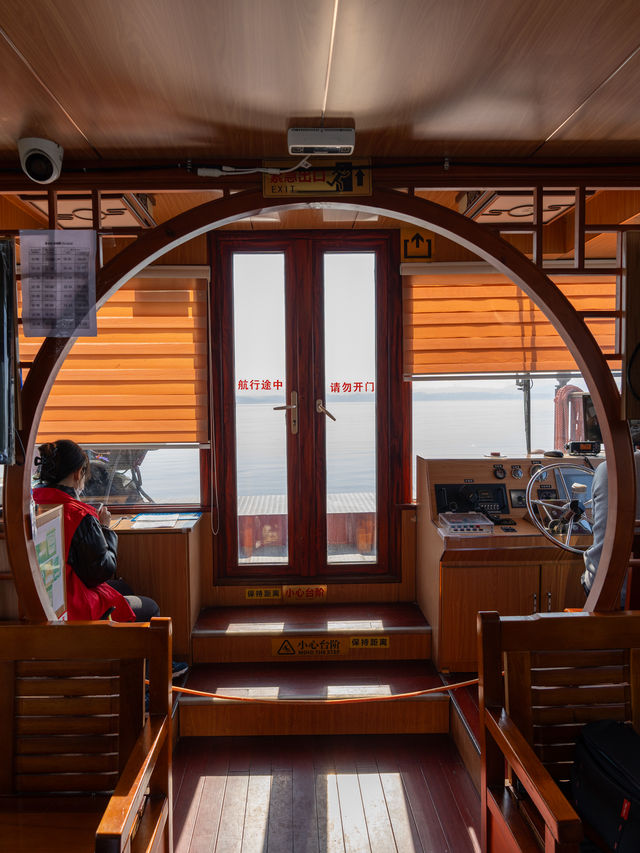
[98,504,112,527]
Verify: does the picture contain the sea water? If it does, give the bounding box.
[136,386,563,503]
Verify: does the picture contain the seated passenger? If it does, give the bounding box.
[582,423,640,598]
[33,439,188,677]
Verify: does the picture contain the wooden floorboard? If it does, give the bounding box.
[173,734,480,853]
[291,748,319,853]
[189,742,229,853]
[390,738,450,852]
[416,739,480,852]
[434,736,481,834]
[173,738,214,853]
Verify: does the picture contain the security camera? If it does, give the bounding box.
[18,137,64,184]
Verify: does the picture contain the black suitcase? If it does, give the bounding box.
[571,720,640,852]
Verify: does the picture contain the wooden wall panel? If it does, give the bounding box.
[180,694,449,737]
[0,578,19,621]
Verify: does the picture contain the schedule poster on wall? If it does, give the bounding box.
[20,229,97,337]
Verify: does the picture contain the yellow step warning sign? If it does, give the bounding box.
[282,584,327,602]
[350,636,390,649]
[272,637,346,657]
[245,587,282,600]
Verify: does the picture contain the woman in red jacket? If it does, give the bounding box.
[33,439,157,623]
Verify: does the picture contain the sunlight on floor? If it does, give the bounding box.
[378,770,421,851]
[327,619,385,631]
[324,769,422,852]
[327,684,392,698]
[244,772,271,850]
[320,771,344,849]
[225,622,286,633]
[213,685,280,698]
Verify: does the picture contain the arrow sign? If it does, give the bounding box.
[401,227,433,261]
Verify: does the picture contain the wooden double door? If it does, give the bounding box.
[210,231,409,581]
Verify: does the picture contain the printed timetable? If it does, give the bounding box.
[20,230,97,337]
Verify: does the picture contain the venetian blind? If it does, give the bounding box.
[403,272,618,376]
[19,276,208,444]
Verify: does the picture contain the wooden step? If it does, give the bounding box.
[192,602,431,664]
[177,660,449,737]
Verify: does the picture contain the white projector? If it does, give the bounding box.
[287,127,355,156]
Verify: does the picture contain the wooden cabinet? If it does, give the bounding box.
[114,515,202,660]
[540,560,585,612]
[438,561,540,671]
[416,457,587,671]
[433,558,585,670]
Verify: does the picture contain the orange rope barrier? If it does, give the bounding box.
[169,676,479,705]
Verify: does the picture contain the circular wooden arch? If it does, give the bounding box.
[6,188,635,619]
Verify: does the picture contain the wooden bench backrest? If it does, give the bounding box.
[0,620,170,797]
[480,611,640,789]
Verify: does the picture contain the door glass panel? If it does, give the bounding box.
[233,254,288,564]
[324,253,377,563]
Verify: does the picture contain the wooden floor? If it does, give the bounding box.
[173,734,480,853]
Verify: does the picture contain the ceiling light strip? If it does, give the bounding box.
[0,24,99,156]
[541,41,640,146]
[320,0,340,120]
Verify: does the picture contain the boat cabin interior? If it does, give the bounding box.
[2,2,640,850]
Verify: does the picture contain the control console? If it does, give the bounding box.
[421,455,601,536]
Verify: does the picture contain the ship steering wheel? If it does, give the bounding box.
[525,461,595,554]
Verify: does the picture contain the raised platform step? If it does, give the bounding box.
[192,602,431,664]
[178,659,449,737]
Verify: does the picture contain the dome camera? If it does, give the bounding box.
[18,137,64,184]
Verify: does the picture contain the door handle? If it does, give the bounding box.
[273,390,298,434]
[316,399,336,421]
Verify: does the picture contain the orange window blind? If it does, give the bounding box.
[403,272,618,377]
[18,276,209,444]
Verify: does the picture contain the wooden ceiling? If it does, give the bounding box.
[2,0,640,165]
[2,0,640,239]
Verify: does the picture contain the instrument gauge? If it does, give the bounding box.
[511,467,524,480]
[530,462,548,481]
[493,466,506,479]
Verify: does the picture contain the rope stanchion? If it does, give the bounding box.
[168,676,479,705]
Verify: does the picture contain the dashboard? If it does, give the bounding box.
[420,455,602,538]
